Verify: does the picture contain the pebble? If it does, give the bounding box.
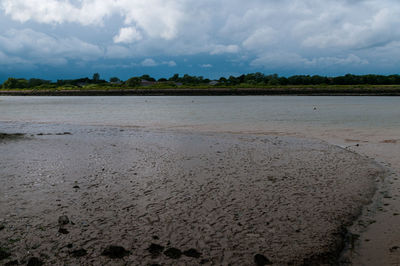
[164,247,182,259]
[147,244,164,257]
[183,248,202,258]
[58,228,69,234]
[70,248,87,257]
[58,215,69,225]
[101,245,130,259]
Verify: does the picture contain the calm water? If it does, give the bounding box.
[1,96,399,131]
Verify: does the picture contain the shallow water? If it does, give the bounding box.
[0,96,399,130]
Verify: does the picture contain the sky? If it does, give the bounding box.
[1,0,400,82]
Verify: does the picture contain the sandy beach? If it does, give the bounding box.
[0,123,387,265]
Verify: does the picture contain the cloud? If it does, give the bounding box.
[141,58,157,67]
[1,0,400,75]
[1,0,183,40]
[201,64,213,68]
[210,45,239,55]
[163,60,177,67]
[113,27,142,44]
[0,28,103,65]
[251,52,368,68]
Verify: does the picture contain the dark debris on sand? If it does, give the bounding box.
[101,245,130,259]
[70,248,87,257]
[183,248,202,258]
[254,254,273,265]
[147,244,164,257]
[163,247,182,259]
[0,248,11,260]
[58,215,69,225]
[27,257,44,266]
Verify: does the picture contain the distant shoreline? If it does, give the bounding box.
[1,87,400,96]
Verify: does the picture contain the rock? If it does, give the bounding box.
[164,247,182,259]
[58,228,69,234]
[101,245,130,259]
[254,254,272,265]
[183,248,202,258]
[73,185,80,189]
[390,246,399,252]
[152,235,159,240]
[147,243,164,257]
[67,244,73,249]
[58,215,69,225]
[0,224,5,231]
[0,248,11,260]
[27,257,44,266]
[70,248,87,257]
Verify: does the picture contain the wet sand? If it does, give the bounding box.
[0,123,386,265]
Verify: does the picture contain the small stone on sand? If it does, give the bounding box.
[147,244,164,257]
[183,248,202,258]
[58,228,69,234]
[164,248,182,259]
[58,215,69,225]
[71,248,87,257]
[101,245,129,259]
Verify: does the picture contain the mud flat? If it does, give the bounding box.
[0,124,385,265]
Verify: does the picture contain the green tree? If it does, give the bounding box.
[109,77,121,83]
[2,78,28,89]
[125,77,141,87]
[92,73,100,82]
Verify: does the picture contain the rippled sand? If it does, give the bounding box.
[0,124,386,265]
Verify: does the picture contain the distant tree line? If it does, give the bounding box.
[2,72,400,89]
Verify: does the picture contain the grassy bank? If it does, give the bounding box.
[1,84,400,96]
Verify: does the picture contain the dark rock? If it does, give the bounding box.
[152,235,159,240]
[163,248,182,259]
[390,246,399,252]
[5,260,19,265]
[58,228,69,234]
[254,254,272,265]
[147,244,164,257]
[70,248,87,257]
[101,245,130,259]
[73,185,80,189]
[27,257,44,266]
[183,248,202,258]
[0,248,11,260]
[0,224,4,231]
[58,215,69,225]
[66,244,73,249]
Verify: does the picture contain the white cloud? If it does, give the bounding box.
[210,45,239,55]
[1,0,400,72]
[251,52,368,68]
[141,58,157,67]
[242,27,277,50]
[163,60,177,67]
[201,64,213,68]
[0,28,103,65]
[113,27,142,44]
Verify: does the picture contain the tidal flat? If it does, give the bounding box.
[0,123,385,265]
